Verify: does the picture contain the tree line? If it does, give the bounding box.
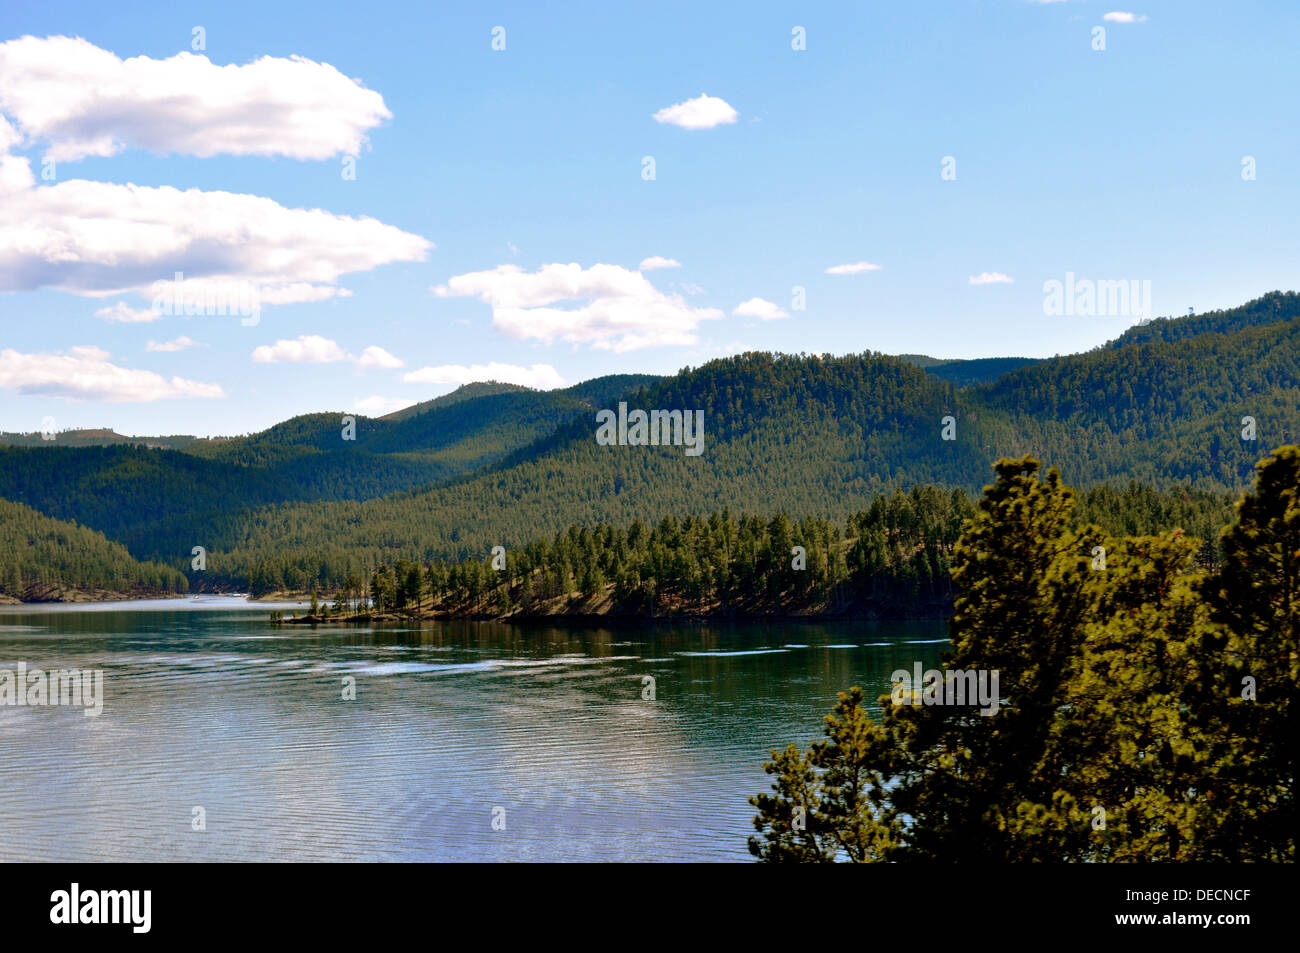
[300,480,1233,621]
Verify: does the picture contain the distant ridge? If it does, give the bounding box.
[897,355,1043,388]
[1,290,1297,591]
[379,382,533,421]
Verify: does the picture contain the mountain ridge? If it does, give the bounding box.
[2,290,1297,592]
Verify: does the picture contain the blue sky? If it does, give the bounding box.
[1,0,1297,436]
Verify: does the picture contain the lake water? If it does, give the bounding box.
[0,599,946,862]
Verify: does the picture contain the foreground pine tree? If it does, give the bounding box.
[1192,445,1300,861]
[750,451,1298,862]
[748,687,898,862]
[886,456,1107,861]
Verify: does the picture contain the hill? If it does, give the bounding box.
[0,428,203,450]
[1,291,1297,594]
[0,497,188,600]
[0,374,663,566]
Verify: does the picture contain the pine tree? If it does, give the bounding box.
[1193,445,1300,861]
[749,687,897,862]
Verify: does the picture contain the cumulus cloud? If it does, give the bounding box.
[0,345,223,401]
[0,116,19,152]
[1103,11,1148,23]
[356,345,404,369]
[0,38,428,312]
[250,337,407,368]
[353,395,417,416]
[146,336,202,352]
[0,175,431,303]
[0,116,28,191]
[94,301,162,323]
[0,36,391,163]
[251,335,347,364]
[969,272,1015,285]
[825,261,882,275]
[257,284,356,306]
[403,362,566,390]
[652,94,738,130]
[639,256,681,271]
[733,297,788,320]
[431,262,723,352]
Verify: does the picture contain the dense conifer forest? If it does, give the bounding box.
[0,498,187,600]
[295,479,1233,621]
[0,292,1295,603]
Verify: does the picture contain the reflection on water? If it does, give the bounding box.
[0,604,946,862]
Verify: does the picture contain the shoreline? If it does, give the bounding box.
[275,606,952,627]
[6,587,950,624]
[3,588,311,606]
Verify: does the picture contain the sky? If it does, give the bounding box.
[1,0,1297,437]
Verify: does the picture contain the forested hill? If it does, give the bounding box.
[0,289,1296,595]
[0,373,661,553]
[379,381,534,420]
[0,428,202,450]
[1103,290,1300,350]
[0,498,188,600]
[899,355,1042,387]
[969,294,1300,487]
[170,335,1279,592]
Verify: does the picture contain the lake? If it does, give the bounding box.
[0,599,946,862]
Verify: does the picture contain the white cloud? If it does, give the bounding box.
[432,262,723,352]
[354,395,417,416]
[356,345,404,369]
[679,282,706,296]
[403,362,566,390]
[825,261,882,276]
[0,117,27,191]
[0,36,390,163]
[1103,12,1148,23]
[146,336,202,352]
[250,338,407,367]
[639,256,681,271]
[257,284,355,306]
[0,175,430,302]
[652,94,738,130]
[0,40,428,310]
[0,116,20,152]
[969,272,1015,285]
[94,301,162,323]
[0,346,223,401]
[251,335,346,364]
[733,297,788,320]
[0,152,32,192]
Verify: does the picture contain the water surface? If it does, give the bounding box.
[0,601,945,861]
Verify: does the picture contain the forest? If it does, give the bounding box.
[747,447,1298,863]
[0,291,1296,600]
[287,478,1234,621]
[0,498,188,600]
